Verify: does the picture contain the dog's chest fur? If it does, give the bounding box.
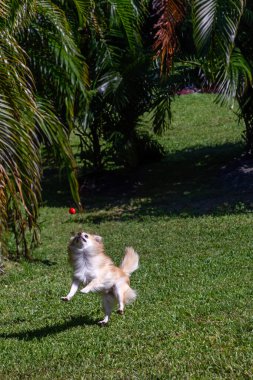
[70,248,113,284]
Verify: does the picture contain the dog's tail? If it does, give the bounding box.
[120,247,139,276]
[124,286,137,304]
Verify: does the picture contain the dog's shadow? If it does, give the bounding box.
[0,315,96,341]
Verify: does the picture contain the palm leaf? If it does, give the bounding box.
[216,48,252,104]
[192,0,252,105]
[0,0,8,18]
[193,0,246,60]
[0,93,41,258]
[71,0,93,26]
[242,7,253,26]
[153,0,186,74]
[107,0,142,51]
[0,1,83,258]
[8,0,37,34]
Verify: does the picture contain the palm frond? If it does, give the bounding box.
[242,7,253,26]
[0,94,41,258]
[72,0,93,26]
[38,0,78,52]
[8,0,37,34]
[148,70,176,134]
[57,0,93,26]
[193,0,246,61]
[107,0,142,51]
[0,0,9,19]
[153,0,186,74]
[215,47,252,104]
[16,1,89,126]
[0,30,36,113]
[0,1,83,258]
[37,0,88,87]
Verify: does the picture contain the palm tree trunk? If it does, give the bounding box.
[90,125,103,172]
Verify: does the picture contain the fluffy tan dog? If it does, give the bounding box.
[61,232,139,325]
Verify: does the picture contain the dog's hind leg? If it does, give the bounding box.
[115,282,137,315]
[114,284,126,315]
[98,293,115,326]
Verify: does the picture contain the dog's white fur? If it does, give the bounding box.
[61,232,139,325]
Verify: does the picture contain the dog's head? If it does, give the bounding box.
[68,232,103,254]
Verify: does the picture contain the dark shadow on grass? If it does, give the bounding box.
[30,258,57,266]
[41,142,253,219]
[0,315,96,341]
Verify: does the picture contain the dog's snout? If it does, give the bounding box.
[76,231,87,243]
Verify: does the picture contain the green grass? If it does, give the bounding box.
[161,93,242,152]
[1,94,253,379]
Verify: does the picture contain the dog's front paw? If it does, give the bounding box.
[61,296,70,302]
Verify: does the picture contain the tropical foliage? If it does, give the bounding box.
[73,0,172,171]
[0,0,152,259]
[0,0,85,259]
[192,0,253,151]
[152,0,186,74]
[192,0,252,102]
[153,0,253,152]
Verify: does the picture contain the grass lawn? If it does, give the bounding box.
[1,94,253,379]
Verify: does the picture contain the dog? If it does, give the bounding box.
[61,232,139,325]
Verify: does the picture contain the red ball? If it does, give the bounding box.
[69,207,76,214]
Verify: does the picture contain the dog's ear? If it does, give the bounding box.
[94,235,103,243]
[70,231,76,237]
